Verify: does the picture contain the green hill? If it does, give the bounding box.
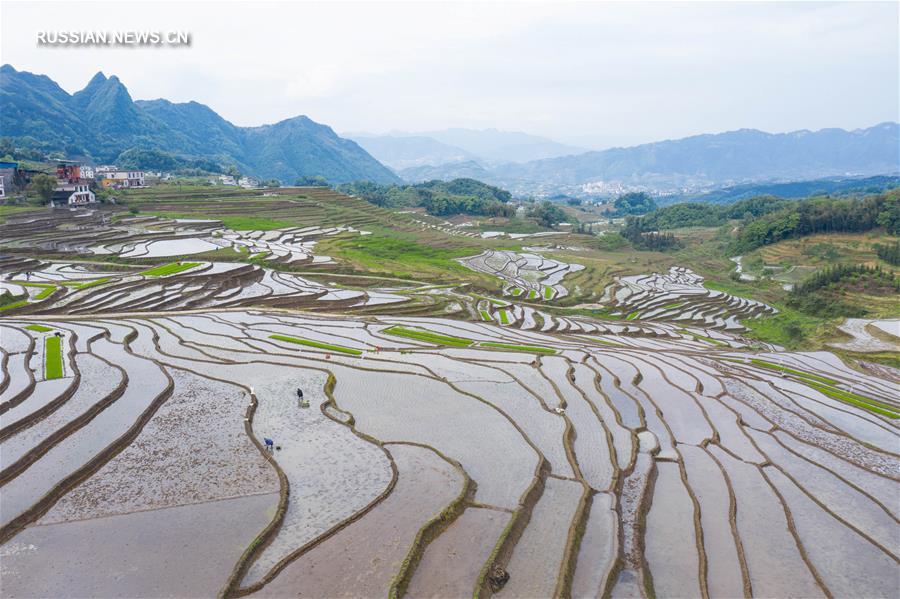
[0,64,400,184]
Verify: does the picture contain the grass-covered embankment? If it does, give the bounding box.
[44,335,63,379]
[269,334,363,355]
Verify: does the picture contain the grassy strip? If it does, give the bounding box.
[692,334,728,347]
[479,310,493,321]
[543,286,554,300]
[662,301,686,310]
[802,380,899,419]
[511,287,523,296]
[586,336,625,347]
[60,277,111,290]
[479,341,556,354]
[34,286,57,300]
[140,262,202,277]
[44,335,63,379]
[677,329,729,347]
[383,326,474,347]
[269,334,362,355]
[749,359,838,385]
[527,289,539,300]
[626,311,639,321]
[498,310,511,325]
[25,324,53,332]
[0,300,28,312]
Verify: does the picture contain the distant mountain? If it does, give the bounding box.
[347,134,478,170]
[663,174,900,206]
[398,160,493,183]
[0,65,399,184]
[408,124,900,196]
[421,128,585,164]
[492,124,900,192]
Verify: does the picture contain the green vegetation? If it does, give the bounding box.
[542,286,553,300]
[383,326,474,347]
[662,301,685,310]
[479,310,492,321]
[612,192,657,216]
[336,178,514,217]
[746,358,838,385]
[740,309,826,350]
[30,173,56,204]
[145,211,293,231]
[874,240,900,266]
[25,324,53,332]
[0,299,28,311]
[269,334,363,355]
[479,341,556,354]
[527,289,539,300]
[640,196,789,229]
[34,286,57,300]
[731,190,899,254]
[786,264,898,318]
[586,337,625,347]
[61,277,111,290]
[625,311,639,321]
[497,310,511,325]
[801,380,899,419]
[141,262,202,277]
[44,335,63,379]
[323,233,481,281]
[693,334,728,347]
[527,201,569,227]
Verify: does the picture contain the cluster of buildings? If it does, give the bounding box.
[54,161,96,205]
[1,158,266,205]
[210,174,261,189]
[0,160,148,205]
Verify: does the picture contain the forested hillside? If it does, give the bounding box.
[0,65,399,184]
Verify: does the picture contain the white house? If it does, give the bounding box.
[102,170,145,188]
[55,182,96,205]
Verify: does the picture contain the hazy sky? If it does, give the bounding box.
[2,1,898,148]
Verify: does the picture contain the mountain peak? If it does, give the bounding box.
[87,71,107,85]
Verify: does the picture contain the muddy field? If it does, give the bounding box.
[0,307,897,598]
[1,207,898,598]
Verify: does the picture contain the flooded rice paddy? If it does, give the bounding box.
[1,212,897,597]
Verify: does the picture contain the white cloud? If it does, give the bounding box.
[2,0,897,147]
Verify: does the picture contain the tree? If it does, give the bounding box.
[294,175,328,186]
[30,173,56,204]
[529,201,567,228]
[613,192,656,215]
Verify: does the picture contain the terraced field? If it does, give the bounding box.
[1,189,898,597]
[1,311,897,597]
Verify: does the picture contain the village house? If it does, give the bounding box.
[54,161,96,205]
[0,161,19,199]
[101,170,145,189]
[238,176,259,189]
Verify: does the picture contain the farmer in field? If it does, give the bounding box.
[297,387,304,407]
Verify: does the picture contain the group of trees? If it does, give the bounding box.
[621,216,682,251]
[527,201,568,227]
[294,175,329,186]
[612,192,657,216]
[874,241,900,266]
[731,191,900,254]
[787,263,898,318]
[335,178,516,218]
[115,148,223,174]
[634,196,789,230]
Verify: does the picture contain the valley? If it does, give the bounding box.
[1,185,897,598]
